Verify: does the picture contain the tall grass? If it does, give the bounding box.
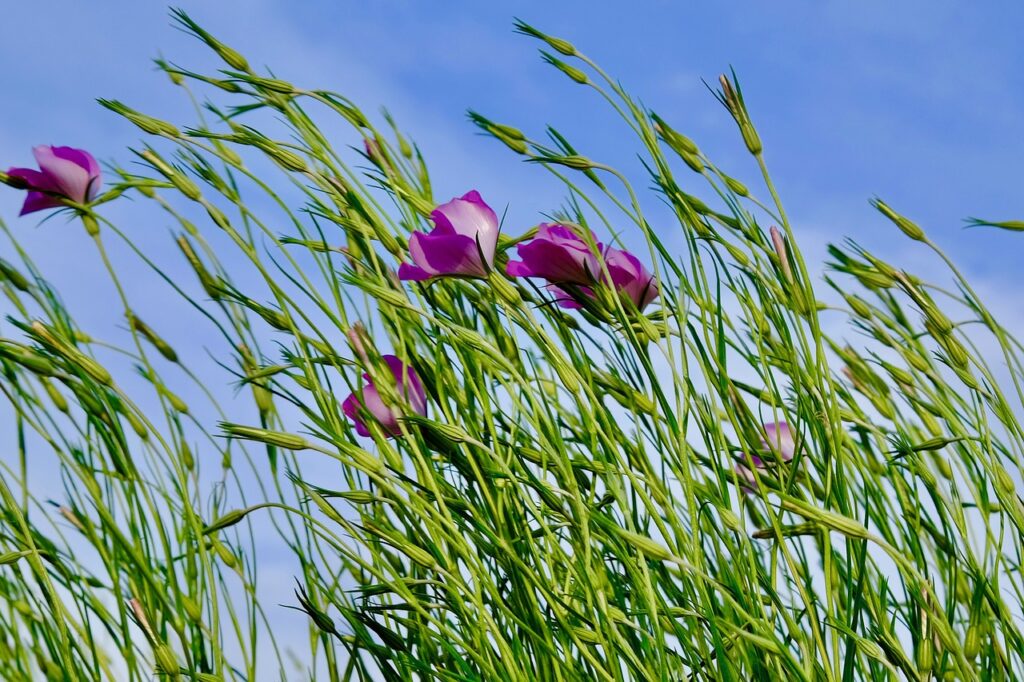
[1,10,1022,681]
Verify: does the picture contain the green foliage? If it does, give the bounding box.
[1,12,1023,681]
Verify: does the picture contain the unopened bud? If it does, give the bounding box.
[128,313,178,362]
[769,226,793,284]
[542,52,588,84]
[221,423,309,450]
[346,322,371,364]
[873,199,925,241]
[98,100,179,137]
[139,150,201,201]
[0,259,31,291]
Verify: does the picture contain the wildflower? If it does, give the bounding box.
[735,421,796,493]
[342,355,427,437]
[507,225,659,311]
[762,421,796,463]
[546,284,592,310]
[506,223,600,285]
[734,456,763,494]
[397,191,500,280]
[6,145,101,215]
[603,246,660,310]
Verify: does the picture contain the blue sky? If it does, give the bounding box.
[3,1,1024,277]
[2,1,1023,675]
[4,0,1024,384]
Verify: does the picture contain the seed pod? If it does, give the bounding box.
[336,490,378,505]
[916,631,933,674]
[0,345,56,376]
[751,523,819,540]
[904,348,932,373]
[854,269,895,289]
[31,322,111,385]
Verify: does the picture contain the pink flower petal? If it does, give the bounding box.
[762,421,795,462]
[407,230,487,278]
[430,191,499,262]
[33,145,92,203]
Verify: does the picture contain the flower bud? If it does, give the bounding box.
[964,623,982,660]
[872,198,925,241]
[221,423,309,450]
[154,644,180,678]
[716,73,762,155]
[514,20,577,56]
[98,100,179,137]
[172,9,250,72]
[177,235,221,298]
[541,52,588,84]
[0,260,31,291]
[138,149,201,201]
[127,313,178,362]
[769,226,793,284]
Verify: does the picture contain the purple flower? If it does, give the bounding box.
[398,191,500,280]
[545,284,594,310]
[603,246,660,311]
[762,421,795,463]
[507,224,659,312]
[7,145,101,216]
[735,422,797,494]
[342,355,427,438]
[505,223,600,285]
[734,457,763,494]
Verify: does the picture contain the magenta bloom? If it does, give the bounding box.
[603,246,660,311]
[7,145,101,216]
[342,355,427,437]
[734,457,763,494]
[506,224,659,312]
[735,422,797,494]
[762,421,796,462]
[506,223,600,285]
[398,191,500,280]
